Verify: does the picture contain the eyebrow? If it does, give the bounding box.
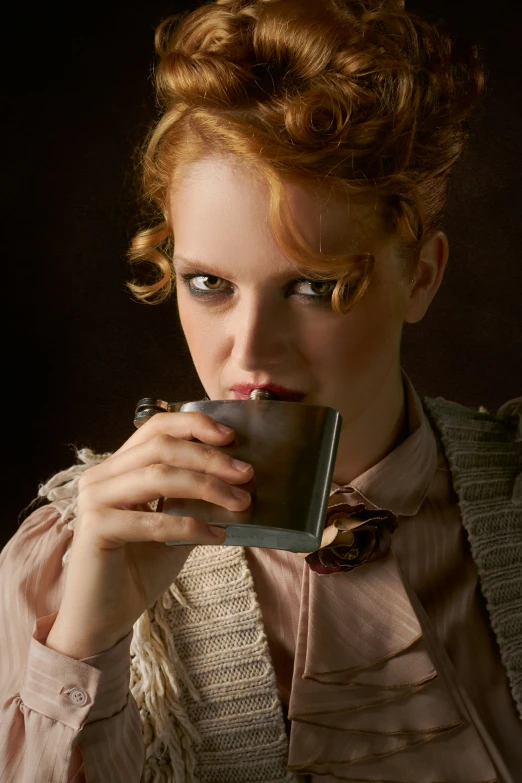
[172,254,333,281]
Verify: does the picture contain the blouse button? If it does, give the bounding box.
[67,688,88,706]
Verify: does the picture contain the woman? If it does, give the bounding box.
[1,0,520,781]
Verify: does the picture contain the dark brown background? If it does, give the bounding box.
[4,0,522,550]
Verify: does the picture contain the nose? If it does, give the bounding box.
[229,295,293,370]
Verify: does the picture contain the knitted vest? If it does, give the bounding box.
[45,395,522,783]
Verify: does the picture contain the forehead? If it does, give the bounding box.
[172,155,381,234]
[169,155,389,280]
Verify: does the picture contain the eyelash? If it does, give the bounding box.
[179,272,337,304]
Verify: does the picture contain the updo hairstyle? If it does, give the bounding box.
[128,0,485,315]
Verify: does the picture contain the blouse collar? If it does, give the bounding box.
[331,368,438,518]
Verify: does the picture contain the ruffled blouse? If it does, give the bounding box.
[245,369,522,782]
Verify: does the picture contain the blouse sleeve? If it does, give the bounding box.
[0,503,145,783]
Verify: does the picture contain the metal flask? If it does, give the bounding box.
[134,390,342,552]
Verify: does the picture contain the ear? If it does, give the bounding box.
[404,230,449,325]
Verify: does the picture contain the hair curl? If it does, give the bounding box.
[127,0,485,315]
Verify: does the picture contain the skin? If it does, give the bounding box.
[170,154,449,486]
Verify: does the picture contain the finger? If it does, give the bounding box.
[79,434,253,489]
[78,506,227,548]
[78,464,252,513]
[111,411,235,459]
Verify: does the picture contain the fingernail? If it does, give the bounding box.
[216,423,234,435]
[209,525,226,539]
[231,486,251,501]
[231,459,252,472]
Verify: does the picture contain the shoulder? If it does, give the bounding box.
[1,447,111,625]
[421,394,522,457]
[0,501,73,632]
[2,501,70,561]
[420,393,521,507]
[1,447,112,574]
[422,393,522,430]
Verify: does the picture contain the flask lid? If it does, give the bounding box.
[248,388,277,400]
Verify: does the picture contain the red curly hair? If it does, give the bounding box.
[127,0,485,314]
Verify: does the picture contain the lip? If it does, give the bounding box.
[230,383,306,402]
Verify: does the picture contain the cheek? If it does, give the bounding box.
[177,295,204,352]
[176,294,225,370]
[302,290,402,372]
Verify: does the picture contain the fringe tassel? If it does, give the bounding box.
[130,598,201,783]
[38,446,201,782]
[37,447,111,565]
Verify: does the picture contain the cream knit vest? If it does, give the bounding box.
[39,394,522,783]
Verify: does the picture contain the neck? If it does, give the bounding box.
[332,363,407,486]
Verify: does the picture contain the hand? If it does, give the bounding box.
[45,411,253,657]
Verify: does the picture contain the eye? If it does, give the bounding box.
[293,279,336,297]
[178,271,338,301]
[187,274,225,292]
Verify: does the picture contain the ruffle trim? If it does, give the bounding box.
[285,541,499,782]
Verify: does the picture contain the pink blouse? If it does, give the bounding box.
[0,504,142,782]
[1,369,520,781]
[245,370,522,781]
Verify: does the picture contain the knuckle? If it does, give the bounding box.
[145,512,194,543]
[195,411,216,429]
[142,411,169,432]
[76,508,103,537]
[151,433,174,454]
[144,512,167,542]
[145,462,172,483]
[178,515,199,539]
[77,481,97,509]
[78,466,97,491]
[200,444,219,465]
[198,472,221,499]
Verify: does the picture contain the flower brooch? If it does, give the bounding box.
[301,488,398,575]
